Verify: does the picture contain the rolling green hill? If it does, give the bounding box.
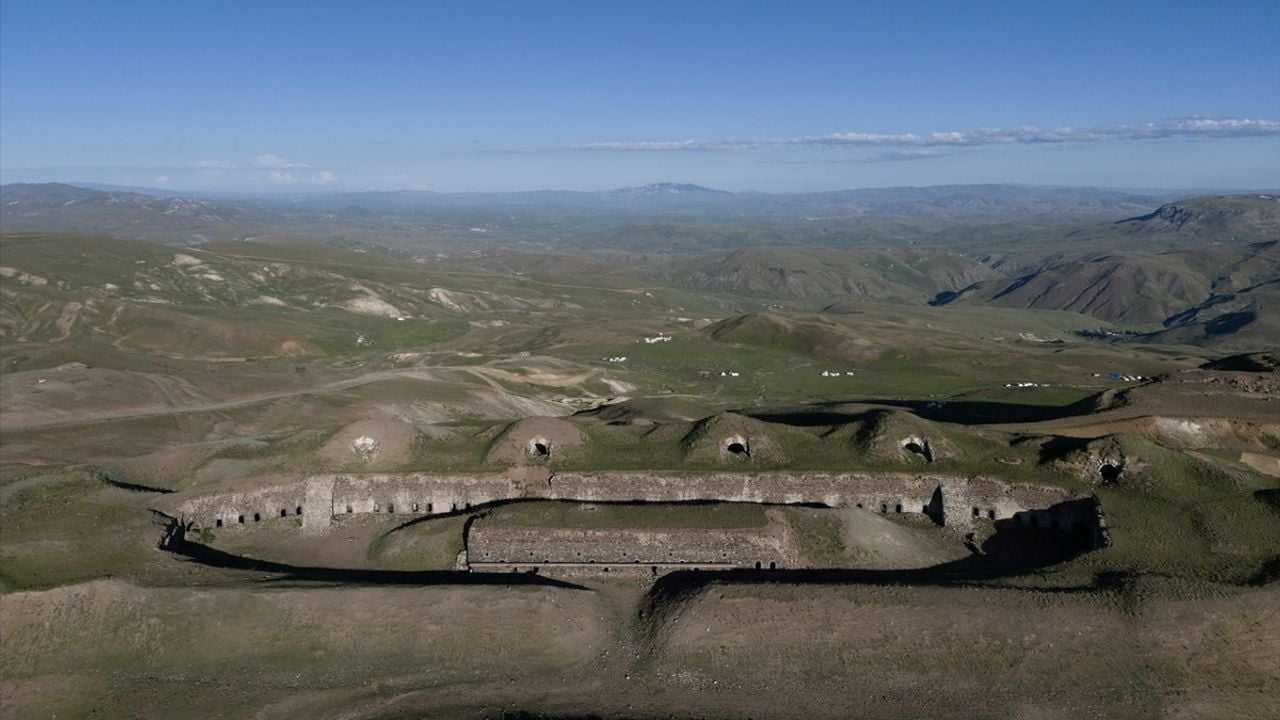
[661,247,1002,303]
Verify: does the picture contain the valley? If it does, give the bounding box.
[1,184,1278,720]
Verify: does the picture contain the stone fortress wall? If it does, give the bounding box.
[168,468,1109,560]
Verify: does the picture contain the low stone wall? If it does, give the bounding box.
[468,527,790,569]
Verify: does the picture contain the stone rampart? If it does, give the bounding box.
[168,470,1103,548]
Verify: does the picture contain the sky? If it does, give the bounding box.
[1,0,1278,193]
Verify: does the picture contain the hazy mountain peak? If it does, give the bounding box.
[611,182,729,195]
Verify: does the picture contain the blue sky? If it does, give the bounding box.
[2,0,1278,192]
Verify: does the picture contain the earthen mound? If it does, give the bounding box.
[680,413,785,463]
[839,409,960,465]
[1037,434,1140,485]
[486,416,586,464]
[318,411,420,468]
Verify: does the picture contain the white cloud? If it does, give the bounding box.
[562,117,1280,152]
[187,159,238,169]
[860,149,951,163]
[153,175,170,183]
[253,153,311,168]
[265,169,338,185]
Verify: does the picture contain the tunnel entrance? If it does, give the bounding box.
[1099,463,1122,484]
[528,438,552,458]
[723,435,751,458]
[901,436,934,463]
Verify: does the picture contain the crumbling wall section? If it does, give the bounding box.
[548,471,950,522]
[327,473,520,516]
[966,477,1104,545]
[173,480,310,529]
[301,475,335,534]
[468,527,790,568]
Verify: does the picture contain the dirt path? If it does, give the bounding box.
[0,357,616,433]
[0,367,444,432]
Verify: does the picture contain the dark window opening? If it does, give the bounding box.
[988,509,996,519]
[880,503,888,513]
[238,515,244,524]
[754,561,762,569]
[346,505,353,514]
[295,506,303,516]
[388,504,395,513]
[895,504,903,513]
[451,502,457,512]
[427,502,433,512]
[856,502,863,509]
[215,518,223,528]
[464,502,471,510]
[726,442,748,456]
[972,506,980,517]
[253,513,260,522]
[922,504,929,513]
[280,508,288,517]
[769,561,777,570]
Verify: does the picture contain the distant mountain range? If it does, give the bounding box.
[5,180,1255,251]
[2,180,1181,222]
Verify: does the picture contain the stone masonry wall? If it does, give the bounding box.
[468,527,790,568]
[170,470,1099,545]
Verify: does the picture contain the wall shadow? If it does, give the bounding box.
[641,511,1102,616]
[93,467,174,494]
[744,397,1091,428]
[158,518,585,590]
[1254,488,1280,513]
